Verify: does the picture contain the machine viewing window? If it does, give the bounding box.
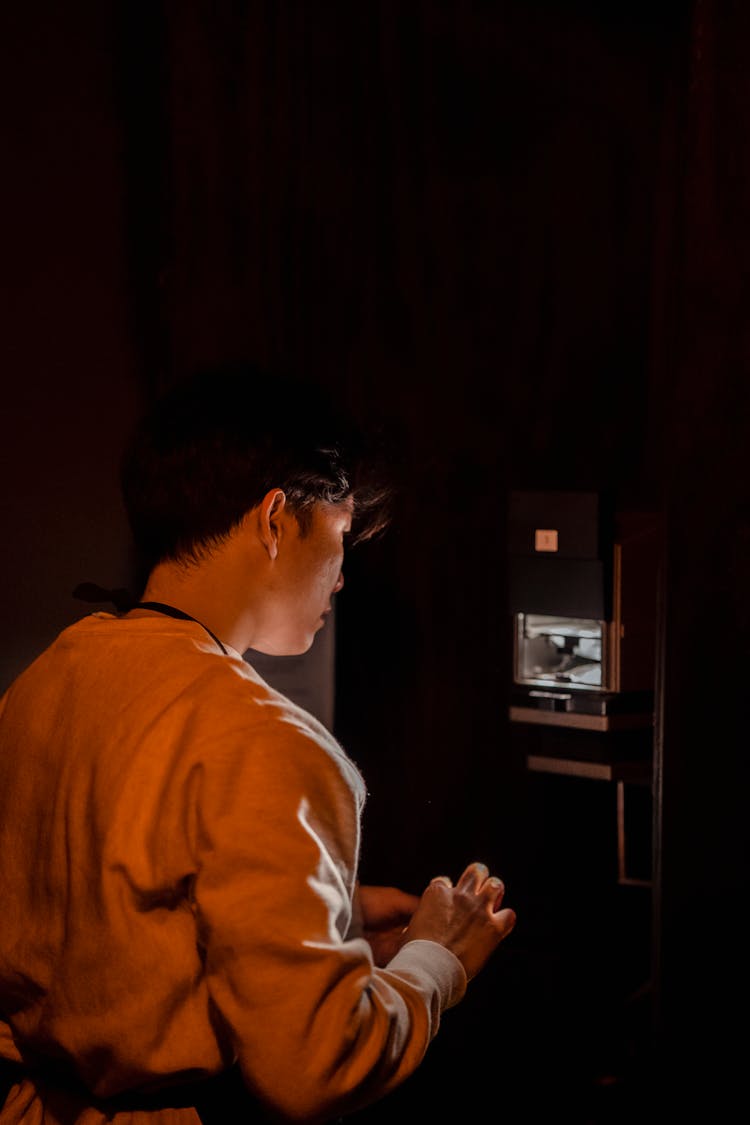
[514,613,605,691]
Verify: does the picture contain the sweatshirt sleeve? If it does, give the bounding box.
[190,716,466,1123]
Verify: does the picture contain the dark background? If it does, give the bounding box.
[2,1,748,1121]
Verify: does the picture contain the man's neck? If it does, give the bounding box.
[138,550,258,654]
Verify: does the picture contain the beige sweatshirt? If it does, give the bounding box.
[0,614,465,1124]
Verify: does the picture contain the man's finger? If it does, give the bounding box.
[456,861,489,893]
[480,875,505,910]
[489,906,517,938]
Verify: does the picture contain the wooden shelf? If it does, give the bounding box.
[510,705,654,733]
[526,753,651,783]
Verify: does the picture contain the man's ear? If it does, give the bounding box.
[258,489,287,560]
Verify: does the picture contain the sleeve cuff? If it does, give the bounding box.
[385,939,467,1010]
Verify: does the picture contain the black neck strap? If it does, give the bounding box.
[134,601,229,655]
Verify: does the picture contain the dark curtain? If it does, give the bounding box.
[153,0,665,486]
[116,2,694,1117]
[136,0,677,868]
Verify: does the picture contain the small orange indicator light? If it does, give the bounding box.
[535,529,558,552]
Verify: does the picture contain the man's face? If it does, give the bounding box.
[253,498,352,656]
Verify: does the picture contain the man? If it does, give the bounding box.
[0,367,516,1123]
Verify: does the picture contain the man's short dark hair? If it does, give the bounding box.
[120,364,390,575]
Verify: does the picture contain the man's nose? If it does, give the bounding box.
[333,570,345,594]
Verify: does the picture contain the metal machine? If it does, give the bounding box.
[508,490,659,731]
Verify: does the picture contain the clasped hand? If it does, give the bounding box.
[357,861,516,978]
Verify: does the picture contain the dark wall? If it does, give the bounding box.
[0,3,142,692]
[648,2,750,1108]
